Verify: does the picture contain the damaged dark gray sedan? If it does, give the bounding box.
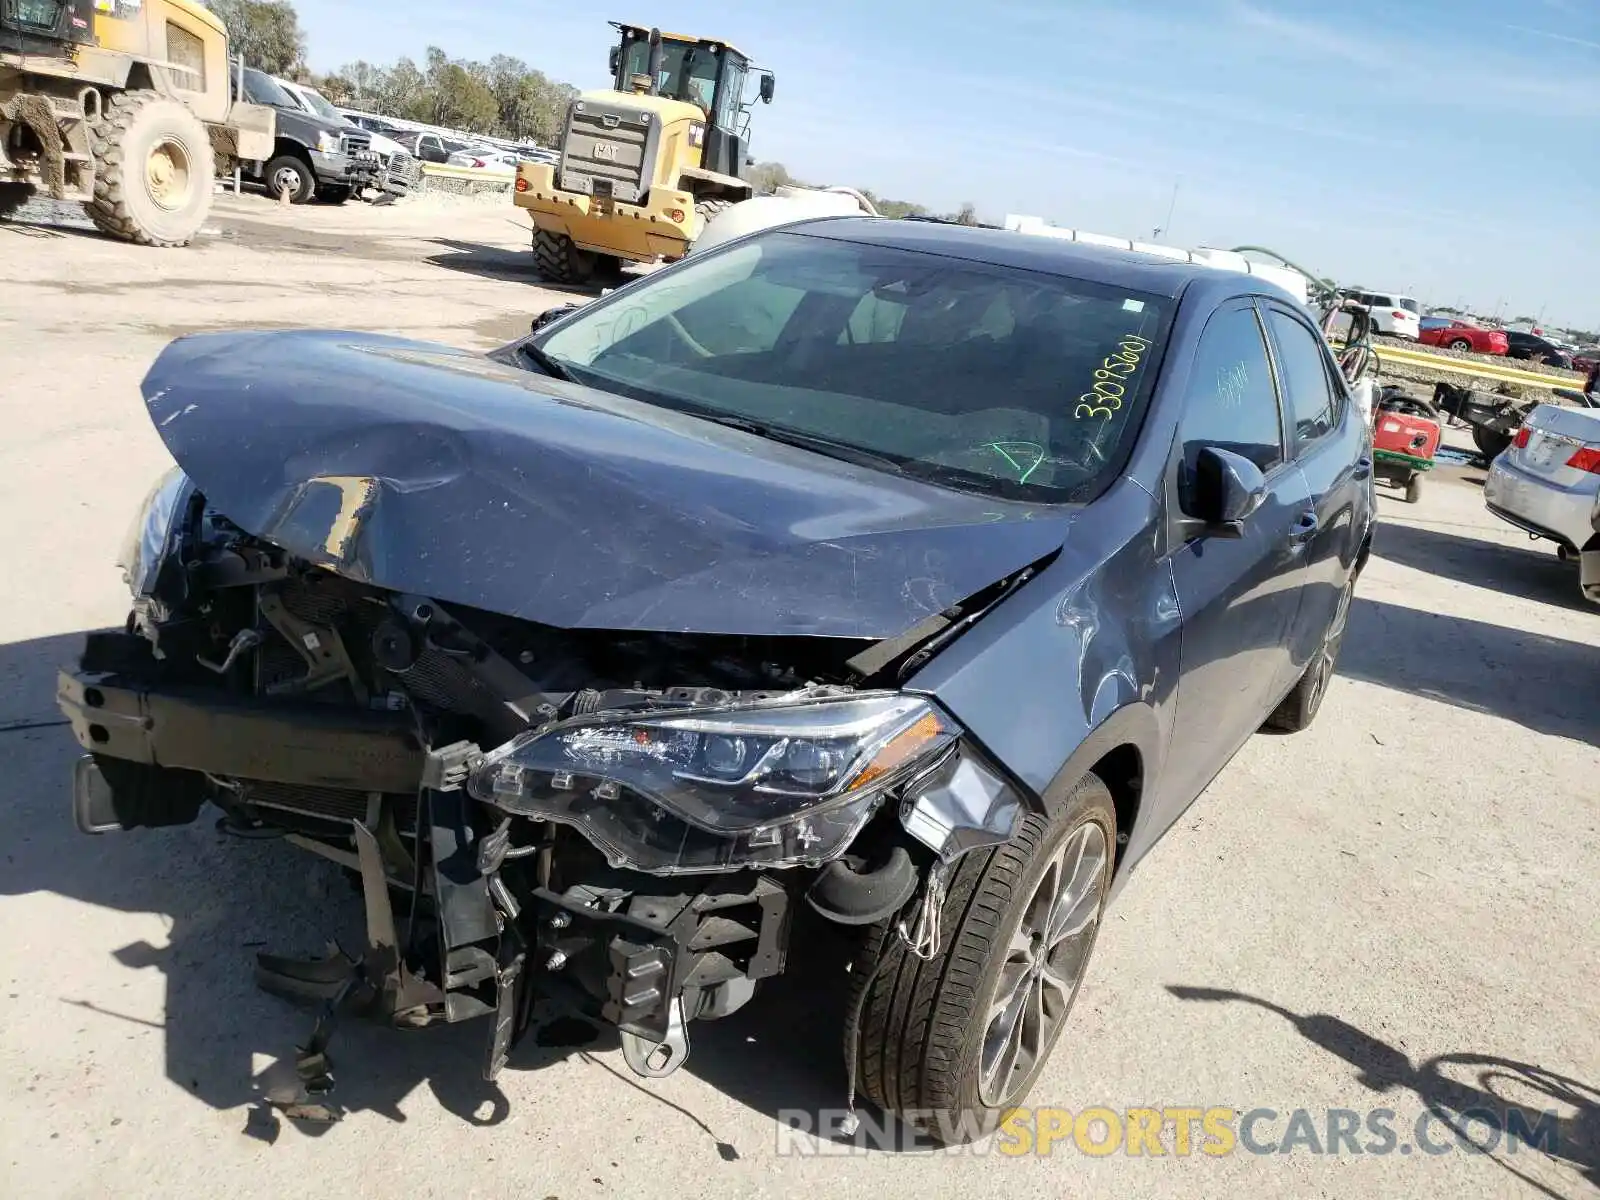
[58,218,1375,1139]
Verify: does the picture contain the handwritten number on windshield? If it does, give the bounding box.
[1075,333,1151,421]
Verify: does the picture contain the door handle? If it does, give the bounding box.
[1289,512,1319,546]
[1354,456,1372,480]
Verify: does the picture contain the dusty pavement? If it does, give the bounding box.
[0,196,1596,1200]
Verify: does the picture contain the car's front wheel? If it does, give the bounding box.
[265,154,315,204]
[848,772,1116,1142]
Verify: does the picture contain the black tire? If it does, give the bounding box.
[83,90,214,247]
[0,182,34,220]
[1404,474,1423,504]
[693,197,732,239]
[1265,574,1353,732]
[849,773,1116,1142]
[1471,424,1512,461]
[264,154,316,204]
[316,185,353,205]
[531,228,596,284]
[1447,337,1473,352]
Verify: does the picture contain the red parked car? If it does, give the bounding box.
[1418,320,1509,356]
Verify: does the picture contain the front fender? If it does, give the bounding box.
[903,480,1180,875]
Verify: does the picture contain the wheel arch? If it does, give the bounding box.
[1038,702,1160,880]
[271,137,313,165]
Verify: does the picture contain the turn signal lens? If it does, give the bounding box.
[847,712,946,793]
[1513,426,1531,448]
[514,177,529,193]
[668,207,686,222]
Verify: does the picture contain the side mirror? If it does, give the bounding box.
[759,73,775,103]
[1178,446,1267,541]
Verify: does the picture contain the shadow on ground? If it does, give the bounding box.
[1341,597,1600,747]
[0,630,856,1152]
[1169,986,1598,1198]
[1372,520,1592,612]
[425,238,608,295]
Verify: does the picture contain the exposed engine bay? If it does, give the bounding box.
[58,471,1033,1112]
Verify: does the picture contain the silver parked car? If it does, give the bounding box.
[1483,400,1600,603]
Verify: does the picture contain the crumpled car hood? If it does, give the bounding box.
[141,330,1074,639]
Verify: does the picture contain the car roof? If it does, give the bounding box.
[786,217,1296,304]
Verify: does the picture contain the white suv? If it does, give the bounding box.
[1346,290,1421,340]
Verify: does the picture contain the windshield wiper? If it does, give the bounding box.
[517,342,575,382]
[690,412,910,475]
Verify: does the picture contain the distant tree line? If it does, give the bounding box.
[207,0,577,143]
[322,51,577,144]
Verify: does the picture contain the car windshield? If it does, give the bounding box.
[241,69,297,109]
[536,231,1172,502]
[297,87,342,121]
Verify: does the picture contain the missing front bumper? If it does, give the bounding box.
[56,663,799,1088]
[56,669,425,794]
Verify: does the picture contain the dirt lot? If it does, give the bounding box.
[1,196,1596,1199]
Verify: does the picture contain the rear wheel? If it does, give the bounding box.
[531,228,597,285]
[1471,424,1512,461]
[849,773,1115,1142]
[84,90,214,246]
[264,154,316,204]
[1265,574,1353,732]
[1448,337,1472,352]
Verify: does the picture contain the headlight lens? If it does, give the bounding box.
[317,131,338,153]
[468,692,960,874]
[116,466,192,598]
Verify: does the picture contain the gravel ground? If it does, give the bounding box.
[0,196,1596,1199]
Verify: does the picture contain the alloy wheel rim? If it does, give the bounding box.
[977,821,1108,1108]
[1309,579,1354,712]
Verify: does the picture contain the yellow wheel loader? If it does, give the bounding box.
[513,21,775,284]
[1,0,274,246]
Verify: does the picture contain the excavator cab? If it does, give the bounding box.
[513,20,775,285]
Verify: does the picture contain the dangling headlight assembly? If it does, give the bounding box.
[468,692,968,875]
[115,466,194,599]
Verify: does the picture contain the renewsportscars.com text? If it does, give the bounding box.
[774,1105,1563,1158]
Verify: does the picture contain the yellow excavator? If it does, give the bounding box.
[513,21,774,284]
[1,0,274,246]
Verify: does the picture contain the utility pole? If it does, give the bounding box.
[1161,178,1181,243]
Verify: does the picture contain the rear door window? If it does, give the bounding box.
[1266,309,1339,451]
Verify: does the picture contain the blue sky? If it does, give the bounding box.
[298,0,1600,329]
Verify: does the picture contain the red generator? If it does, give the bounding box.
[1372,393,1442,503]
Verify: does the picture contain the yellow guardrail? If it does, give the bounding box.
[419,162,515,181]
[1335,340,1582,392]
